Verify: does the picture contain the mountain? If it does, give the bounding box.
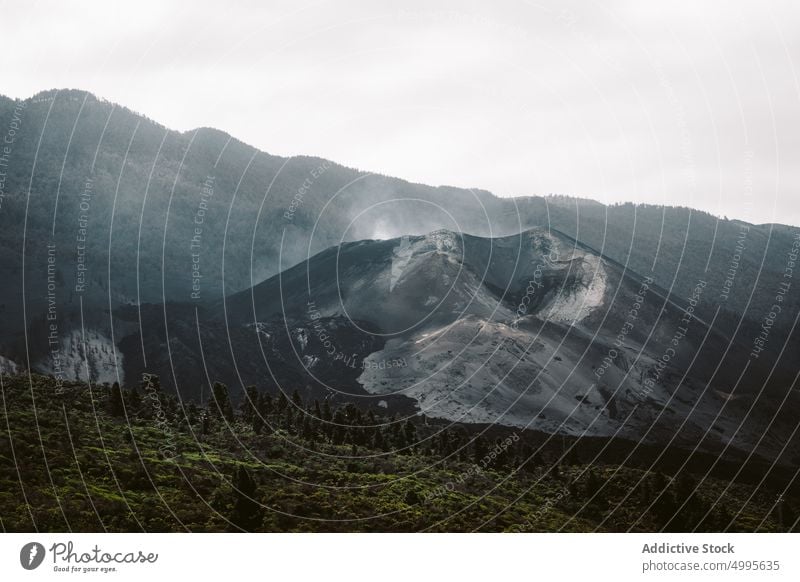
[2,89,800,372]
[0,89,510,340]
[208,227,797,464]
[1,89,800,467]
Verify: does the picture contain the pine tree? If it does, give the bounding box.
[259,393,273,417]
[108,382,124,417]
[321,400,333,439]
[229,466,262,531]
[403,420,417,449]
[301,413,313,440]
[332,409,347,445]
[211,382,234,421]
[651,474,678,530]
[128,384,141,409]
[200,409,211,435]
[276,392,288,414]
[251,395,265,435]
[372,429,386,451]
[584,470,602,497]
[285,406,294,431]
[241,385,258,424]
[185,402,198,426]
[473,436,488,465]
[291,389,303,409]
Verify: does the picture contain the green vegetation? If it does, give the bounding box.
[0,373,794,532]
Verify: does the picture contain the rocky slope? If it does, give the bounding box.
[215,228,800,464]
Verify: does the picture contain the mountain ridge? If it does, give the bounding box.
[1,90,799,457]
[4,89,794,227]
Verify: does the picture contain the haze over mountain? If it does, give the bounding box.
[1,89,800,467]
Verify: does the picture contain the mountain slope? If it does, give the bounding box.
[1,90,799,467]
[216,228,800,464]
[2,89,800,369]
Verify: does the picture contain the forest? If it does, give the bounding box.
[1,373,795,533]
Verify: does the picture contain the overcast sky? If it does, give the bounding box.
[2,0,799,225]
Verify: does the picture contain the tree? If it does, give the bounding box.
[251,395,265,435]
[332,409,347,445]
[229,466,262,531]
[650,474,678,530]
[241,385,259,424]
[301,413,314,440]
[372,429,386,451]
[473,436,488,465]
[321,400,333,439]
[275,391,287,412]
[211,382,234,421]
[259,393,273,417]
[403,420,417,450]
[128,384,141,408]
[291,389,303,409]
[200,409,211,435]
[584,470,602,498]
[108,382,124,417]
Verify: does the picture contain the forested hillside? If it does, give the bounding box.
[1,374,795,532]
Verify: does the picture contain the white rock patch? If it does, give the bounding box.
[545,254,607,325]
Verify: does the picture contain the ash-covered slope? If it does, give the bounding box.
[227,228,606,329]
[222,228,800,463]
